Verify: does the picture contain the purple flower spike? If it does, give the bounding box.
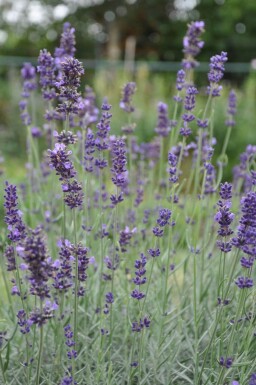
[235,276,253,289]
[249,373,256,385]
[226,90,237,127]
[207,51,228,97]
[120,82,136,113]
[182,21,205,70]
[155,102,171,137]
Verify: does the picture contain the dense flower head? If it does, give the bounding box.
[54,130,77,146]
[120,82,136,113]
[168,152,178,183]
[235,276,253,289]
[37,49,56,100]
[131,253,147,299]
[29,301,58,327]
[182,21,205,69]
[48,143,76,180]
[207,51,228,96]
[232,192,256,257]
[250,373,256,385]
[131,317,150,332]
[21,62,36,82]
[176,69,185,91]
[17,309,31,334]
[155,102,171,137]
[4,245,16,271]
[110,138,128,202]
[53,239,74,292]
[4,181,26,242]
[55,57,84,115]
[219,182,232,201]
[226,89,237,127]
[63,180,83,209]
[17,227,52,299]
[55,22,76,66]
[119,226,136,252]
[219,356,233,368]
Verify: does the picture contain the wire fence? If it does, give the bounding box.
[0,56,255,73]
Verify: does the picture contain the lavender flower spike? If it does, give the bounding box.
[182,21,205,70]
[155,102,171,137]
[207,51,228,97]
[120,82,136,113]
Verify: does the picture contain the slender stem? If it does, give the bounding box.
[73,209,78,345]
[36,304,44,385]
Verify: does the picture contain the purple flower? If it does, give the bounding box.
[17,310,31,334]
[154,102,171,137]
[37,49,56,100]
[4,182,26,242]
[17,227,52,299]
[235,276,253,289]
[55,57,84,116]
[168,152,178,183]
[249,373,256,385]
[120,82,136,113]
[54,130,77,146]
[182,21,205,70]
[60,376,74,385]
[219,356,233,368]
[232,192,256,257]
[207,51,228,97]
[175,69,185,91]
[225,90,237,127]
[55,22,76,67]
[119,226,136,253]
[48,143,76,180]
[157,209,172,227]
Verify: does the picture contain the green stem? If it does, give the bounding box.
[36,305,44,385]
[73,209,78,345]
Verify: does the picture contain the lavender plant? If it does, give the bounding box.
[1,20,256,385]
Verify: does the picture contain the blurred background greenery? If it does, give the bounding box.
[0,0,256,179]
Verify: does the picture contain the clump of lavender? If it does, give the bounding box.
[155,102,171,137]
[207,51,228,97]
[182,20,205,70]
[110,138,127,205]
[120,82,136,113]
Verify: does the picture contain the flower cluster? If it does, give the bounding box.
[64,324,77,360]
[17,226,52,299]
[131,253,147,300]
[110,138,127,205]
[48,143,83,209]
[225,89,237,127]
[215,182,234,253]
[155,102,171,137]
[152,208,173,238]
[182,20,205,70]
[4,182,26,242]
[180,86,198,137]
[120,82,136,113]
[94,102,112,170]
[207,51,228,96]
[19,62,37,125]
[37,49,56,100]
[218,356,233,368]
[55,57,84,116]
[55,22,76,67]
